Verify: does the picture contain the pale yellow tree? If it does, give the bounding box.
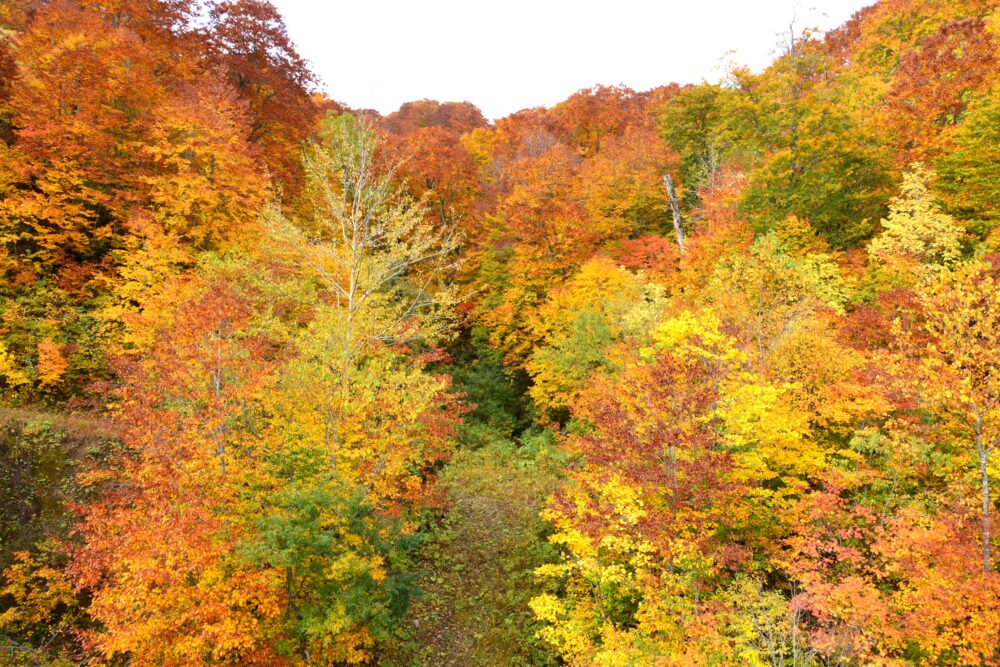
[868,163,962,265]
[263,112,463,478]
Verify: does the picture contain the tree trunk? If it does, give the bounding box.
[663,173,685,255]
[981,446,992,573]
[975,411,992,573]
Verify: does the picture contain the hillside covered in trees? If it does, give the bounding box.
[1,0,999,664]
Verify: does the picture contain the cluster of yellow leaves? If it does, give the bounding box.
[266,325,457,508]
[530,476,656,664]
[707,235,847,375]
[525,257,667,419]
[648,309,828,502]
[645,308,744,366]
[95,215,197,354]
[0,340,28,386]
[769,319,891,429]
[0,550,75,639]
[869,163,963,266]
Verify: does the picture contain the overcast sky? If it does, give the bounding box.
[271,0,873,120]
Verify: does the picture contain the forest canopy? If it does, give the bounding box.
[0,0,999,665]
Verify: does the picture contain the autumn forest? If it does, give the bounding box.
[1,0,999,664]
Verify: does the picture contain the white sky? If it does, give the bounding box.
[272,0,874,121]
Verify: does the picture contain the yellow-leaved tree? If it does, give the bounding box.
[263,112,463,481]
[916,257,1000,573]
[249,112,467,661]
[868,163,962,266]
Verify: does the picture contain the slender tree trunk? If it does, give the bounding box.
[976,420,992,573]
[981,446,991,574]
[663,173,685,255]
[668,444,678,500]
[211,333,226,477]
[975,409,992,573]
